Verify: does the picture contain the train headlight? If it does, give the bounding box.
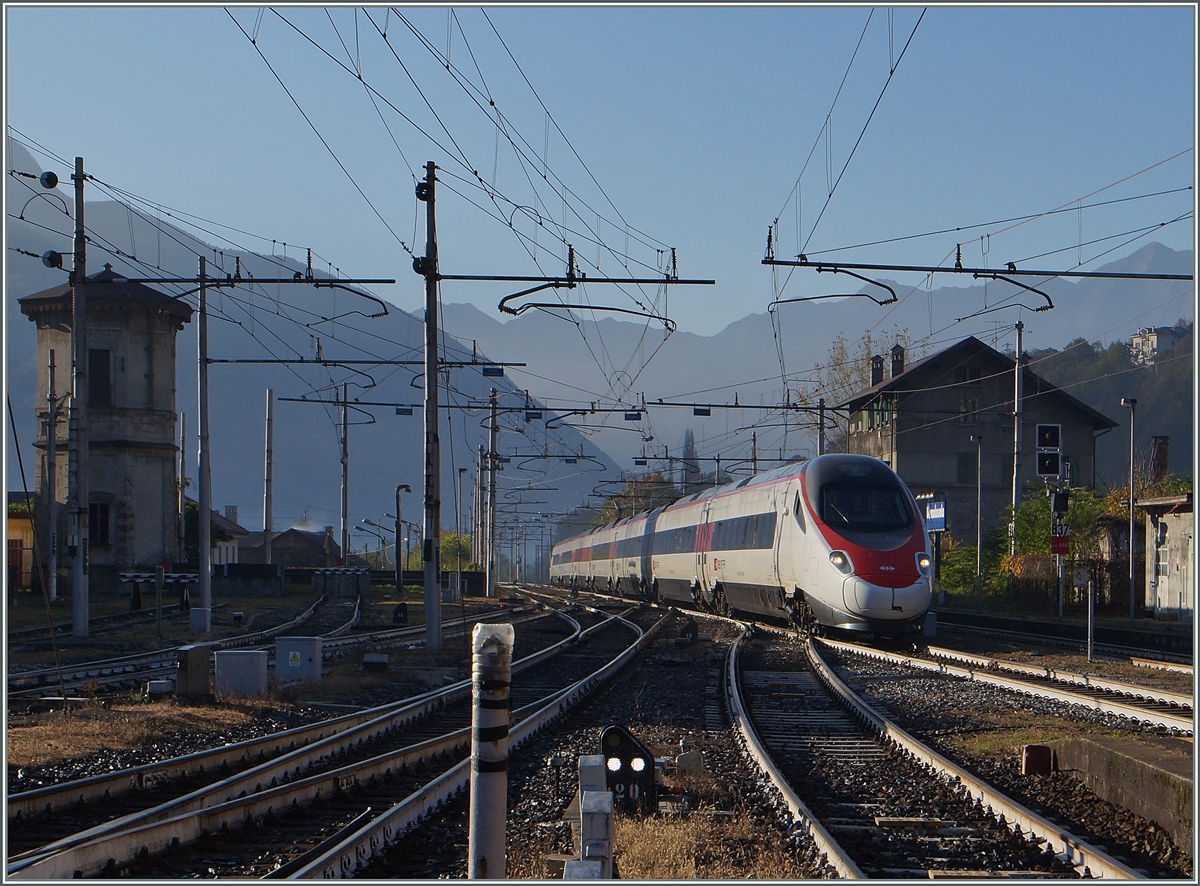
[916,552,932,576]
[829,550,854,575]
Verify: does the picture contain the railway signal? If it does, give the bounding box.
[601,725,657,814]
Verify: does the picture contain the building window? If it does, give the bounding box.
[955,365,983,383]
[958,397,978,423]
[89,502,111,545]
[957,453,977,485]
[88,348,113,407]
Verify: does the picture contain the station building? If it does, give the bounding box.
[836,338,1118,548]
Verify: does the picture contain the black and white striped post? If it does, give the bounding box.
[468,623,513,878]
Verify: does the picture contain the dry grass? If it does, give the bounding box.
[615,811,812,879]
[6,700,266,768]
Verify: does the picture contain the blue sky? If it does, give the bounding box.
[5,4,1196,337]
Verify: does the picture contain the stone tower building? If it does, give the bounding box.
[20,264,193,589]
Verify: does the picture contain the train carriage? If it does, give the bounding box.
[551,454,933,638]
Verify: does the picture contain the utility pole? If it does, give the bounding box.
[487,388,500,598]
[1009,320,1024,557]
[196,257,212,632]
[395,484,410,593]
[752,431,759,474]
[818,397,826,456]
[178,412,187,564]
[1122,397,1137,620]
[340,382,350,566]
[263,389,274,565]
[46,350,60,602]
[69,157,89,638]
[417,161,443,650]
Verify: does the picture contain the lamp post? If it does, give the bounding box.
[1121,398,1137,620]
[971,434,983,594]
[395,484,410,594]
[354,524,386,569]
[361,519,394,571]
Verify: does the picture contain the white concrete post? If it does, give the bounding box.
[468,623,513,878]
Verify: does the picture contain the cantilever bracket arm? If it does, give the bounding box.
[972,272,1054,312]
[506,300,677,333]
[312,281,389,317]
[497,281,571,315]
[814,266,898,304]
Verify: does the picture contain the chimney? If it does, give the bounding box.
[871,355,884,386]
[1150,436,1169,483]
[224,505,238,526]
[890,344,905,378]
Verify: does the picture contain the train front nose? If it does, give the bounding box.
[843,576,931,621]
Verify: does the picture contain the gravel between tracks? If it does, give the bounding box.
[825,646,1193,878]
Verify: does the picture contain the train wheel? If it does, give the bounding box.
[713,587,730,617]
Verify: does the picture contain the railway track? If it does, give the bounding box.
[822,638,1193,735]
[6,602,666,879]
[6,603,190,646]
[933,611,1193,666]
[728,628,1147,878]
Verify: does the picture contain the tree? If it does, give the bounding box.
[796,326,921,453]
[182,501,233,565]
[592,471,678,528]
[441,532,475,571]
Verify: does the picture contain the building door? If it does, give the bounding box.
[8,538,24,591]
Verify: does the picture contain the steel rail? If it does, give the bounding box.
[8,606,605,876]
[807,638,1145,879]
[8,594,328,695]
[725,625,866,879]
[285,608,669,879]
[926,645,1193,709]
[822,638,1193,735]
[6,608,565,825]
[11,607,660,879]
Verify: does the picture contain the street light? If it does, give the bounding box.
[354,523,387,569]
[1121,398,1137,620]
[361,518,394,570]
[971,434,983,595]
[395,484,411,593]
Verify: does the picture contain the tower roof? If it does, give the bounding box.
[18,264,193,328]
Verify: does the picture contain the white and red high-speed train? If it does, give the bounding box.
[549,453,933,637]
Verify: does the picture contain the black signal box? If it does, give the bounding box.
[1036,451,1062,477]
[600,725,657,814]
[1036,424,1062,450]
[1052,490,1069,514]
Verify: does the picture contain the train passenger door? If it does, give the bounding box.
[696,503,713,596]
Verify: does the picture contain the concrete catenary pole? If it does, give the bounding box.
[263,388,274,565]
[178,411,186,563]
[395,483,410,592]
[46,349,59,602]
[340,382,349,566]
[1009,320,1024,557]
[419,160,443,650]
[486,389,499,598]
[477,445,487,575]
[196,256,212,632]
[468,622,514,878]
[69,156,89,638]
[1122,397,1137,619]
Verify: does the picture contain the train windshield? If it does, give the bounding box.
[820,484,912,532]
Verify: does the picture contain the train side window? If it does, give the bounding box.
[792,492,806,532]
